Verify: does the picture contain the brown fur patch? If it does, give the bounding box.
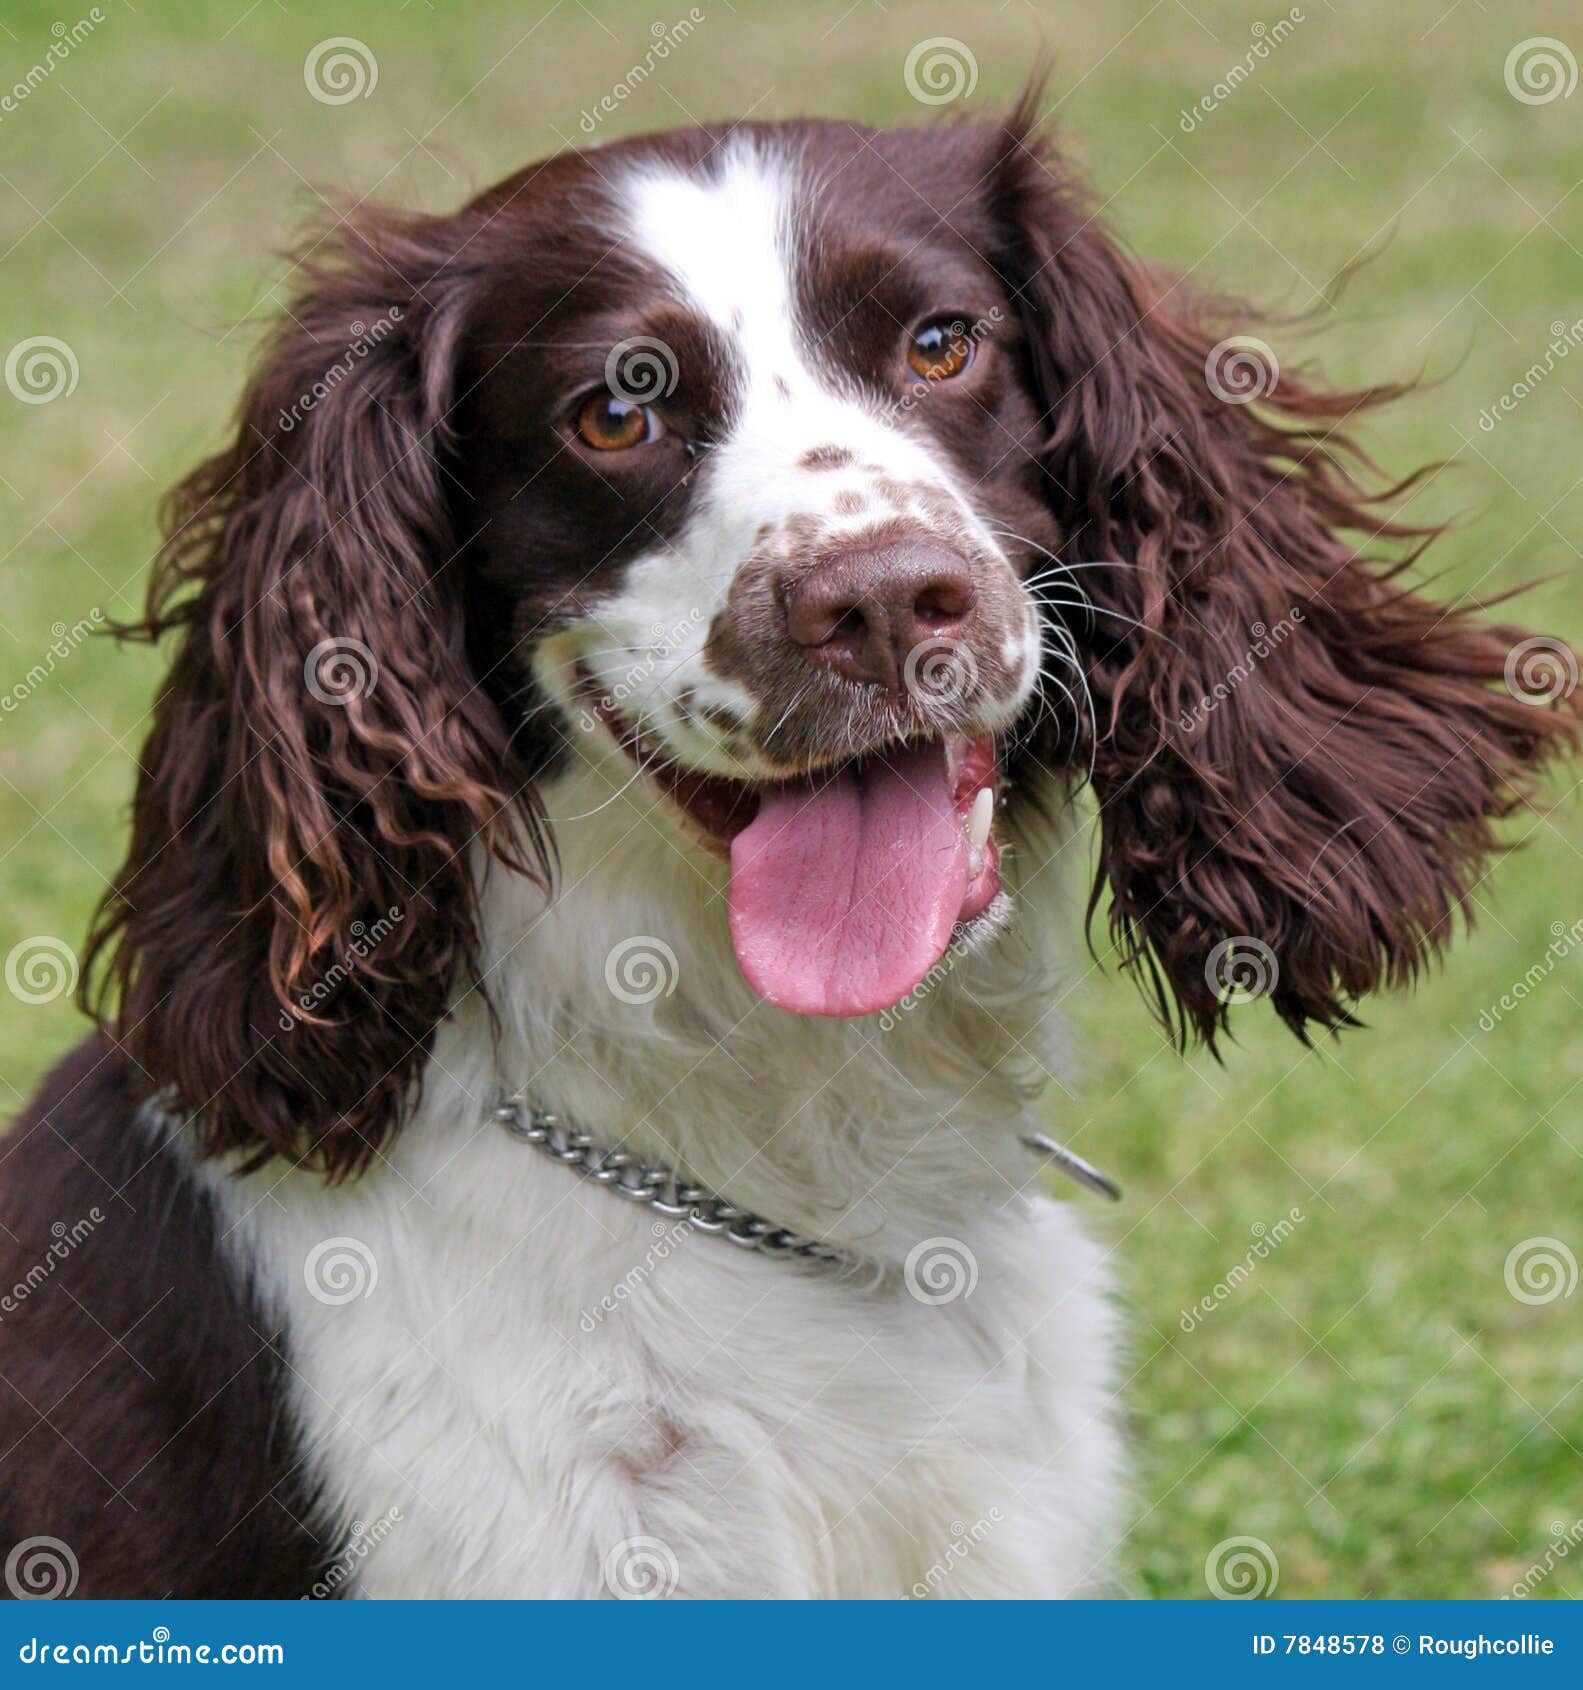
[799,445,855,471]
[0,1039,337,1596]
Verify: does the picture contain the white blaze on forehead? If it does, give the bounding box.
[622,143,797,343]
[617,141,975,529]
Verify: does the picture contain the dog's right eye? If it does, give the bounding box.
[906,317,974,382]
[575,394,657,451]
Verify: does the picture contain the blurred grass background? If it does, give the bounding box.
[1,0,1579,1599]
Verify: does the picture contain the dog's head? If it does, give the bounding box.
[88,101,1578,1173]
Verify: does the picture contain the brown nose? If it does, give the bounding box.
[784,539,977,690]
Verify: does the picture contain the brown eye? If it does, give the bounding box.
[907,317,974,382]
[576,393,655,451]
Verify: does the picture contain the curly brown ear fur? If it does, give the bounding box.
[84,207,542,1178]
[994,102,1580,1044]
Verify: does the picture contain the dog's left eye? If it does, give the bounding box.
[575,394,660,451]
[907,317,974,382]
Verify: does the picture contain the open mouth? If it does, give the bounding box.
[578,669,1002,1018]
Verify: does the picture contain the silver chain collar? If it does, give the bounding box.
[492,1096,1122,1272]
[491,1095,848,1264]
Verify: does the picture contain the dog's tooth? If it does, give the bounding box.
[966,786,993,856]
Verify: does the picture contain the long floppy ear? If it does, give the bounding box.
[993,109,1580,1044]
[85,207,541,1177]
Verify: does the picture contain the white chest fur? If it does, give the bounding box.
[202,770,1122,1598]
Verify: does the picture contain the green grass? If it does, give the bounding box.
[2,0,1580,1600]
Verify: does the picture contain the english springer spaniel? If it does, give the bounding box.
[2,98,1575,1600]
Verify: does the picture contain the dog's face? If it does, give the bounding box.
[454,128,1063,1017]
[89,107,1577,1172]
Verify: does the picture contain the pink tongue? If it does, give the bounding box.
[729,742,970,1017]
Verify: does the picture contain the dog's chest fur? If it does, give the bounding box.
[201,771,1120,1598]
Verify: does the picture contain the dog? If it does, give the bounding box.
[1,94,1575,1600]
